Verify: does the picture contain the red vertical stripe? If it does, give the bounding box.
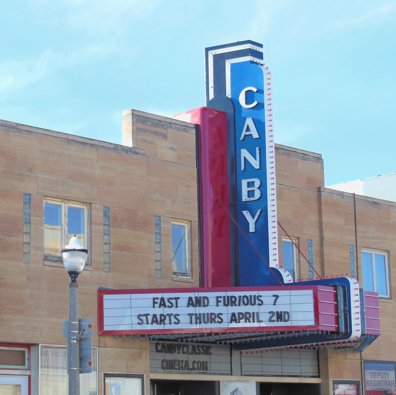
[175,108,231,287]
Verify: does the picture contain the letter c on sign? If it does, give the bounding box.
[239,87,258,109]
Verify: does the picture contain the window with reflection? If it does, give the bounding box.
[362,249,389,298]
[44,199,89,265]
[171,220,191,279]
[282,237,299,281]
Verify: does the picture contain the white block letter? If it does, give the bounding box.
[240,118,260,140]
[241,147,260,171]
[242,209,262,232]
[239,87,258,109]
[242,178,261,201]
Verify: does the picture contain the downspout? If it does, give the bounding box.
[318,187,325,277]
[354,193,365,390]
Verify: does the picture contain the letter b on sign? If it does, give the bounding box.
[242,178,261,201]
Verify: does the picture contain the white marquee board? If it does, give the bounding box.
[99,288,315,335]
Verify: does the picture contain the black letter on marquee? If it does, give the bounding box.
[276,311,283,322]
[187,297,195,307]
[269,311,275,322]
[230,313,237,323]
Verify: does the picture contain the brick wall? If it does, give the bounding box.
[0,112,395,394]
[0,113,199,394]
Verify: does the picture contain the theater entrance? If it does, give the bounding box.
[259,382,321,395]
[151,380,320,395]
[151,380,218,395]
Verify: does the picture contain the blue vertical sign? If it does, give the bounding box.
[205,41,281,286]
[231,61,270,285]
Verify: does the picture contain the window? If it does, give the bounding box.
[104,374,144,395]
[0,345,28,369]
[282,237,299,281]
[44,199,89,265]
[40,345,97,394]
[364,361,395,395]
[362,249,389,298]
[171,220,191,279]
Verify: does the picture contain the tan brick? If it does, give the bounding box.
[37,175,98,202]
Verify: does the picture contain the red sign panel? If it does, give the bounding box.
[174,108,231,287]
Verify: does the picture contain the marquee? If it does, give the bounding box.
[97,40,381,353]
[98,285,337,337]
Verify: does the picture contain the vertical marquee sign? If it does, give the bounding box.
[205,41,279,286]
[97,41,381,353]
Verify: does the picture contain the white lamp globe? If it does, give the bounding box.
[62,236,88,273]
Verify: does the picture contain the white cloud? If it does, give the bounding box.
[2,0,160,95]
[327,2,396,29]
[0,41,119,94]
[0,54,49,92]
[28,0,162,35]
[243,0,289,41]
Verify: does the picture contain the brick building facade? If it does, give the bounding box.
[0,109,394,395]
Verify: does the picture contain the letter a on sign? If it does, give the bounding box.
[240,118,260,140]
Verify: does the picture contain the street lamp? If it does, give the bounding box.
[62,235,88,395]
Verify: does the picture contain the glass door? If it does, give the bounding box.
[0,376,29,395]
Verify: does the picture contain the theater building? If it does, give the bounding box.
[0,41,393,395]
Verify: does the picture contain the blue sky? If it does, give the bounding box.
[1,0,395,185]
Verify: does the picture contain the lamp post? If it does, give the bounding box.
[62,235,88,395]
